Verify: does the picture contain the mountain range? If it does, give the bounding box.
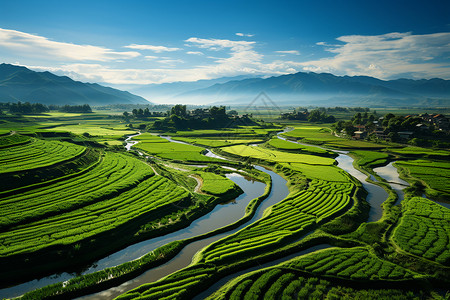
[177,72,450,107]
[0,64,149,106]
[0,63,448,107]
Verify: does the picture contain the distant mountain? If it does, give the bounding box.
[177,72,450,107]
[129,75,259,102]
[0,64,150,105]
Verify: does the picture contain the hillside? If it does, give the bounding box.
[0,64,149,106]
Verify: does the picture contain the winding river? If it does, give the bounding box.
[0,130,410,299]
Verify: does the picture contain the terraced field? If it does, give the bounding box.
[285,247,417,280]
[392,197,450,265]
[116,171,357,299]
[209,256,419,300]
[0,151,191,257]
[395,160,450,197]
[0,136,86,174]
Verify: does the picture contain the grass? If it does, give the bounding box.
[195,171,240,196]
[388,146,450,157]
[172,137,263,148]
[280,163,350,182]
[220,145,335,165]
[268,137,333,156]
[282,125,386,149]
[352,150,391,168]
[133,133,223,163]
[46,124,137,137]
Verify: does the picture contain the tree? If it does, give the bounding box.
[170,104,187,117]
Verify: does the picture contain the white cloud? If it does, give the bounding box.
[18,30,450,87]
[186,51,204,55]
[301,32,450,79]
[275,50,300,55]
[0,28,140,61]
[124,44,181,52]
[236,33,254,37]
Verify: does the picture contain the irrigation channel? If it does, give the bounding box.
[0,131,409,299]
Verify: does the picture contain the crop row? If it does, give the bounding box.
[0,152,153,230]
[116,264,217,300]
[199,179,353,264]
[396,160,450,194]
[209,264,419,300]
[0,174,189,257]
[283,180,353,221]
[0,133,31,148]
[392,197,450,265]
[0,137,86,174]
[285,247,416,280]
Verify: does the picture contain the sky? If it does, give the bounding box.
[0,0,449,91]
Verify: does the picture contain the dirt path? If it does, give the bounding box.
[189,174,206,194]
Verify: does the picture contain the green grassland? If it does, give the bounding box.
[172,137,263,148]
[388,146,450,157]
[267,137,334,156]
[351,150,391,168]
[133,133,223,162]
[195,171,240,196]
[220,144,335,165]
[279,163,350,182]
[168,126,280,138]
[282,125,385,149]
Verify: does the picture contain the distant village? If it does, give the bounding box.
[351,113,449,141]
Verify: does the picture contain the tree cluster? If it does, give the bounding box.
[152,104,255,131]
[55,104,92,113]
[0,101,49,114]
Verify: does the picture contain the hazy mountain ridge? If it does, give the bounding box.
[129,75,260,101]
[177,72,450,106]
[0,64,149,106]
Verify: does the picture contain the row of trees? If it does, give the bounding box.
[0,102,49,114]
[281,108,335,123]
[51,104,92,113]
[0,102,93,114]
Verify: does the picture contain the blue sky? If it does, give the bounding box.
[0,0,449,87]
